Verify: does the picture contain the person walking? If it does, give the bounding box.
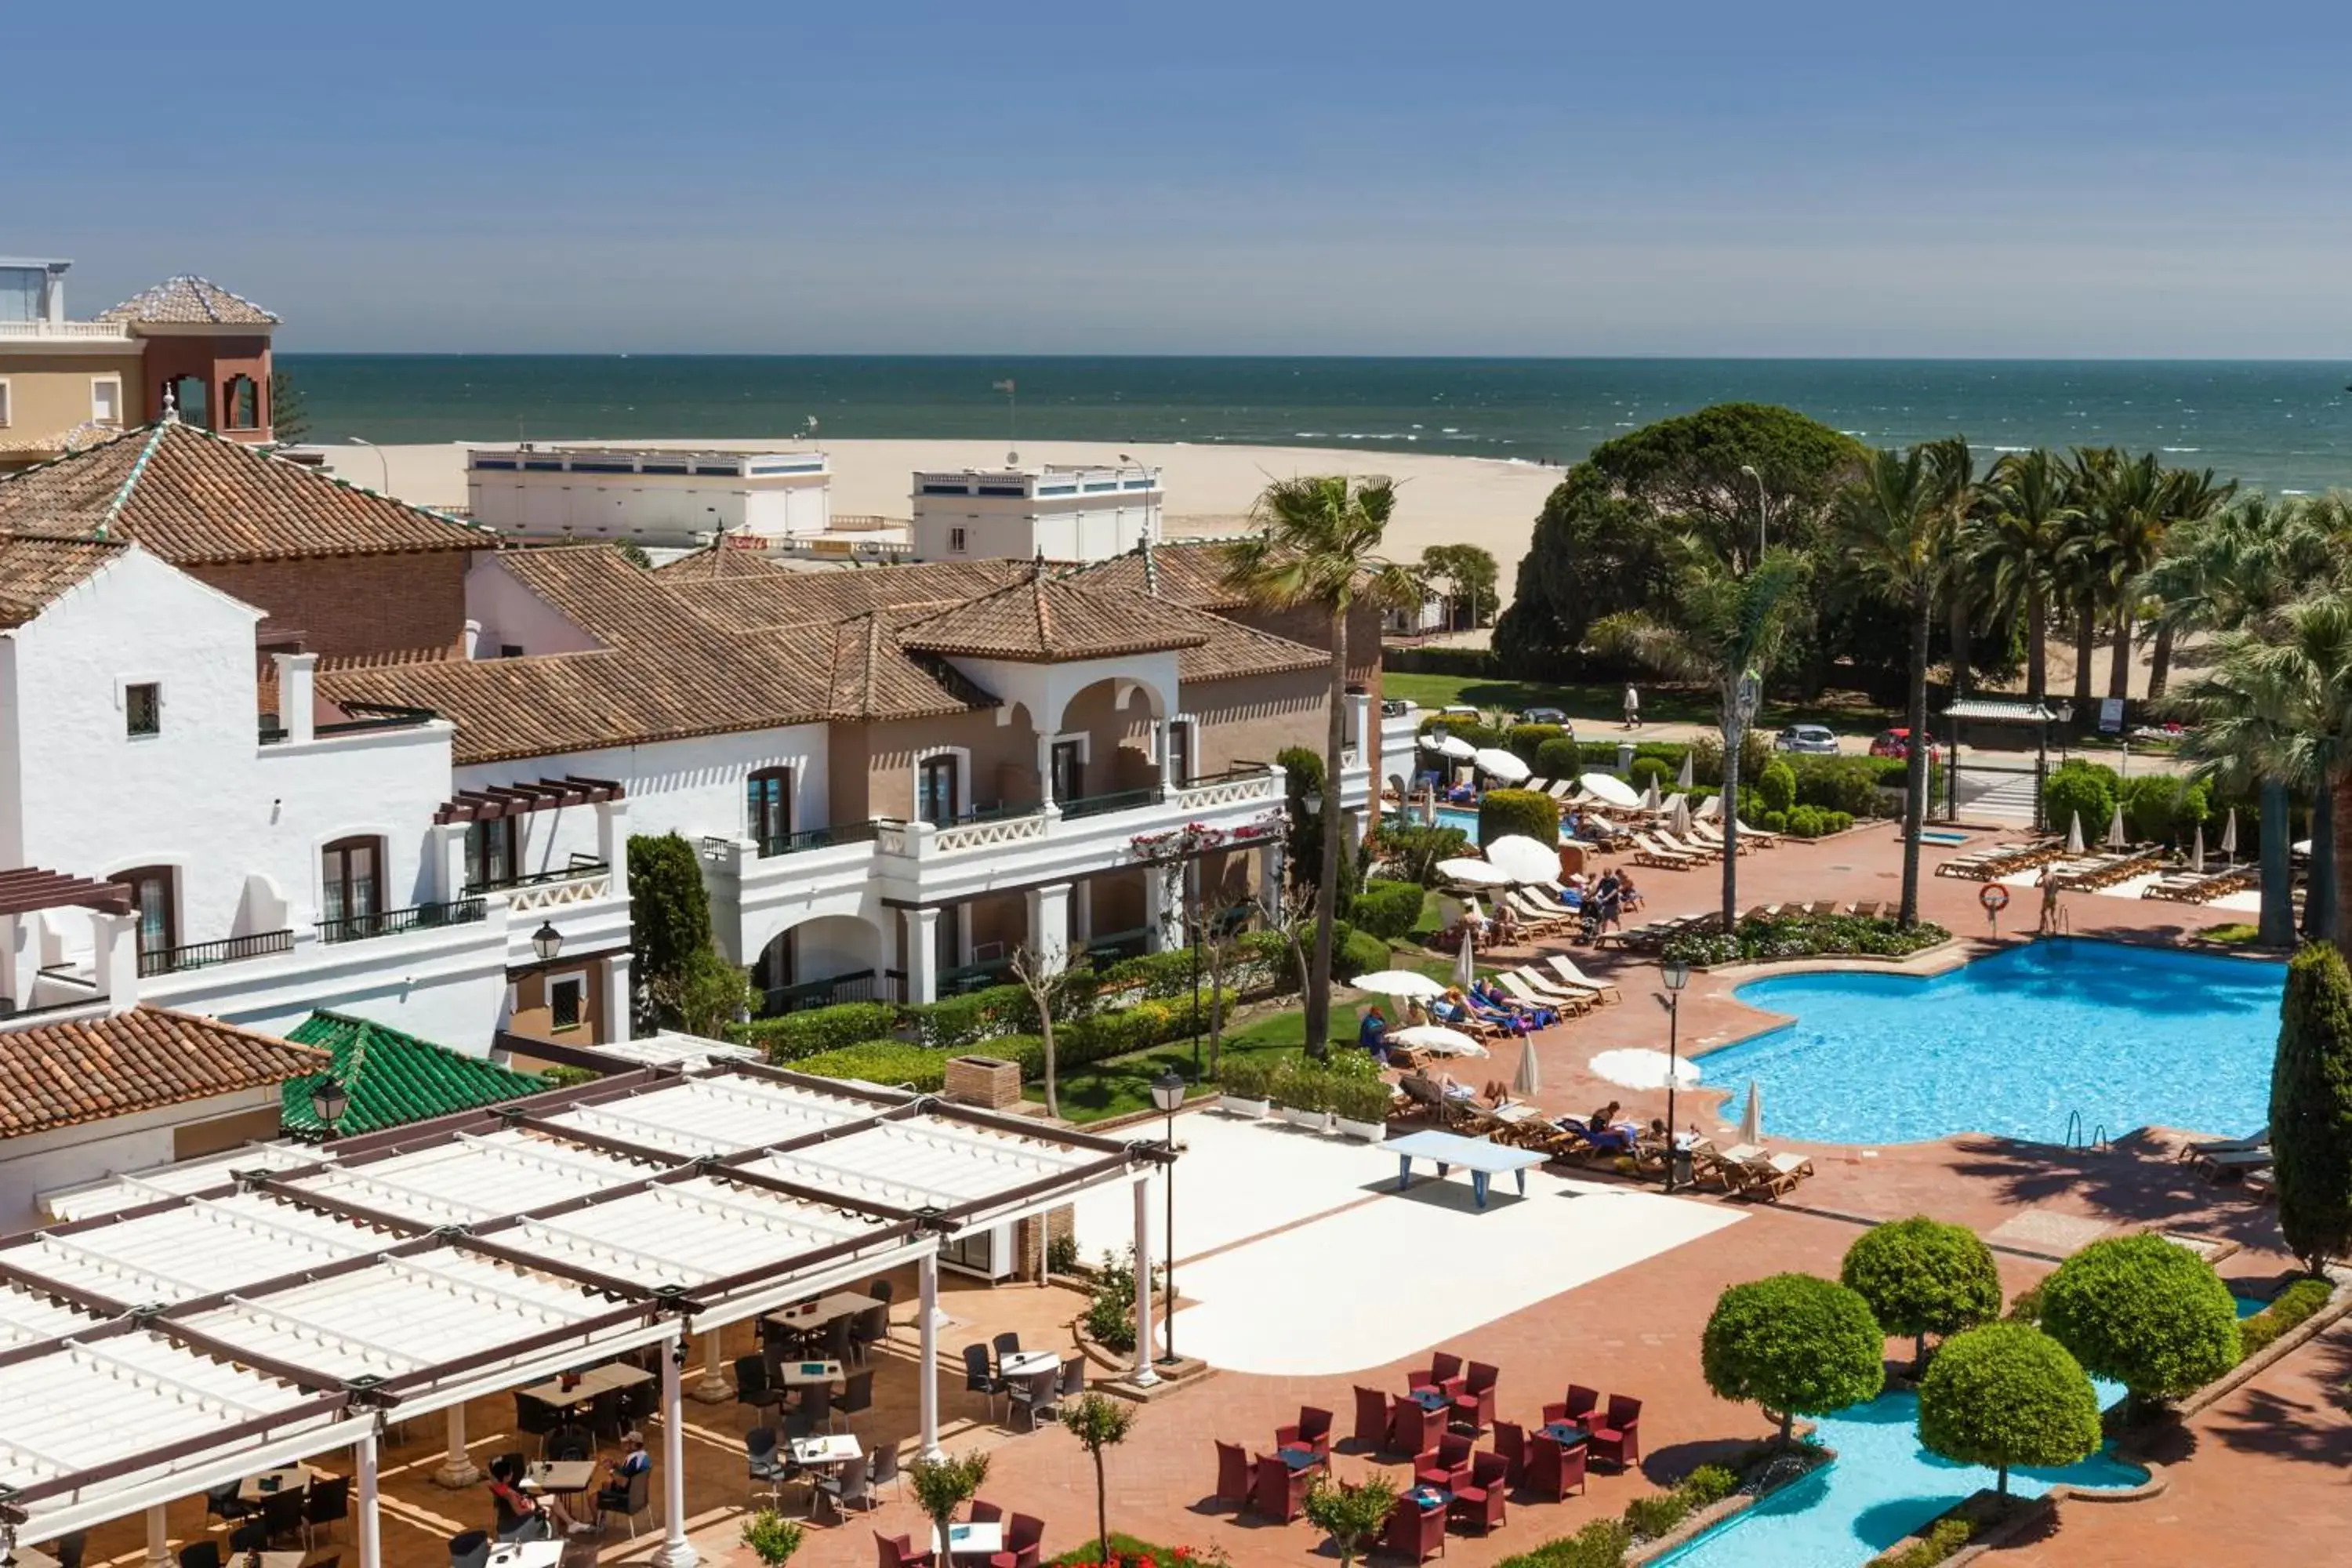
[1623,683,1641,729]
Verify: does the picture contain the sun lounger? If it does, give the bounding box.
[1632,833,1701,870]
[2198,1148,2274,1180]
[1501,969,1590,1014]
[1541,955,1622,1004]
[1717,1146,1813,1199]
[1693,794,1722,822]
[2180,1127,2268,1163]
[1504,888,1575,934]
[1656,829,1723,862]
[1544,781,1576,800]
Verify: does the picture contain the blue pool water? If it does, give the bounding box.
[1713,940,2284,1145]
[1435,807,1482,841]
[1654,1388,2148,1568]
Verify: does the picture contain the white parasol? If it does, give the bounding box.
[1514,1035,1543,1096]
[1640,779,1662,812]
[1454,928,1478,990]
[1677,752,1695,790]
[2221,808,2238,861]
[1392,1023,1486,1057]
[1668,793,1694,837]
[2065,811,2085,855]
[1354,969,1448,999]
[1589,1047,1702,1090]
[1577,772,1642,808]
[1435,858,1514,887]
[2105,803,2128,849]
[2192,822,2205,873]
[1474,747,1532,783]
[1739,1080,1762,1144]
[1422,733,1477,760]
[1483,834,1562,884]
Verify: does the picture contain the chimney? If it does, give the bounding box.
[271,652,318,742]
[95,910,140,1013]
[462,618,482,659]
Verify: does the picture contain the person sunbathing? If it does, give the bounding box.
[1455,987,1530,1036]
[1582,1101,1639,1152]
[1476,976,1555,1029]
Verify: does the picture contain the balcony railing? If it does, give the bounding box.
[1058,787,1159,820]
[467,856,607,895]
[318,898,487,946]
[760,967,904,1015]
[137,928,295,978]
[0,321,132,340]
[757,822,883,858]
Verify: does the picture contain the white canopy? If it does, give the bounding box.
[1483,834,1562,884]
[1436,857,1515,887]
[1423,734,1477,759]
[1589,1047,1702,1090]
[1353,968,1449,999]
[1577,773,1642,808]
[1392,1024,1487,1057]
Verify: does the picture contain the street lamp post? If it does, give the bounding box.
[346,435,391,494]
[1661,959,1690,1192]
[310,1075,350,1144]
[1737,464,1768,565]
[1149,1070,1186,1365]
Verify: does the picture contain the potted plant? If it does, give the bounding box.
[1216,1056,1272,1118]
[741,1511,804,1568]
[1329,1074,1392,1143]
[1273,1058,1332,1132]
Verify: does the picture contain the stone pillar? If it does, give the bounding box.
[93,910,139,1012]
[270,652,318,742]
[691,1328,730,1402]
[1258,837,1285,903]
[143,1505,169,1568]
[904,907,941,1004]
[1143,867,1174,953]
[429,822,470,903]
[356,1429,382,1568]
[917,1251,942,1458]
[597,798,632,896]
[1025,882,1071,970]
[1036,735,1057,809]
[653,1335,697,1568]
[1156,718,1174,792]
[604,952,635,1045]
[1131,1174,1158,1386]
[432,1405,480,1487]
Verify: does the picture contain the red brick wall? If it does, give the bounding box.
[143,334,274,441]
[194,552,471,662]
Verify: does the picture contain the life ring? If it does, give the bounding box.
[1979,884,2011,913]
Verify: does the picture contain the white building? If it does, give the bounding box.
[911,463,1162,563]
[466,445,833,546]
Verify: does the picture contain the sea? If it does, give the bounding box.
[281,356,2352,495]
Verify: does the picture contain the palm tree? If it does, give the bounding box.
[1590,542,1812,931]
[1221,477,1423,1058]
[1839,446,1943,926]
[2141,466,2236,700]
[1926,438,1984,699]
[2088,452,2171,702]
[1977,449,2078,706]
[2061,448,2119,710]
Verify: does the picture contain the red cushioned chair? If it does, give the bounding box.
[1523,1434,1586,1502]
[1449,1452,1511,1534]
[986,1515,1044,1568]
[1352,1386,1390,1450]
[1409,1352,1467,1398]
[1413,1433,1473,1493]
[1588,1396,1641,1469]
[968,1503,1004,1527]
[875,1534,935,1568]
[1450,1362,1499,1434]
[1250,1453,1311,1523]
[1492,1420,1529,1487]
[1378,1494,1446,1565]
[1214,1440,1250,1508]
[1388,1397,1446,1458]
[1564,1385,1601,1424]
[1276,1406,1333,1459]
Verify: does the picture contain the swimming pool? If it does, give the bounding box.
[1711,940,2283,1145]
[1654,1387,2148,1568]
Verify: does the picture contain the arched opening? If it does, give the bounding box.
[163,375,208,427]
[1053,677,1166,815]
[225,375,261,430]
[752,913,887,1013]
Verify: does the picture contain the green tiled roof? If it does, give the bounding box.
[281,1011,546,1137]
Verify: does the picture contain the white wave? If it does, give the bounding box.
[2161,446,2201,453]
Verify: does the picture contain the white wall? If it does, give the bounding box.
[470,471,831,544]
[466,558,604,658]
[0,1087,278,1234]
[910,494,1157,564]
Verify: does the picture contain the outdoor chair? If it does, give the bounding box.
[968,1502,1004,1526]
[874,1534,935,1568]
[824,1314,859,1367]
[746,1427,790,1505]
[1351,1385,1390,1450]
[1588,1396,1642,1468]
[1008,1367,1060,1430]
[1250,1452,1311,1523]
[1414,1433,1473,1493]
[1410,1352,1465,1396]
[1378,1494,1446,1565]
[988,1514,1044,1568]
[850,1303,891,1363]
[230,1525,269,1556]
[257,1489,307,1544]
[1276,1405,1333,1459]
[871,1443,903,1501]
[513,1392,562,1453]
[962,1345,1003,1418]
[596,1467,654,1539]
[1450,1362,1499,1433]
[1388,1397,1446,1457]
[867,1277,895,1306]
[51,1536,85,1568]
[833,1368,877,1429]
[1564,1384,1601,1423]
[1542,955,1621,1003]
[180,1546,221,1568]
[303,1475,351,1548]
[1058,1357,1086,1402]
[545,1425,593,1463]
[816,1453,873,1522]
[447,1533,490,1568]
[1449,1452,1511,1534]
[1214,1440,1252,1508]
[1523,1433,1586,1501]
[587,1386,624,1440]
[1491,1420,1528,1487]
[205,1483,251,1528]
[991,1330,1023,1374]
[735,1354,783,1419]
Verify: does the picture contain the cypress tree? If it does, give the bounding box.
[2271,942,2352,1273]
[628,833,713,1017]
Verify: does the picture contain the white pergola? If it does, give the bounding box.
[0,1058,1167,1568]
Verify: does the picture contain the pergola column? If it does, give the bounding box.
[1025,882,1070,968]
[904,907,940,1004]
[917,1250,942,1459]
[1131,1174,1158,1386]
[143,1504,169,1568]
[691,1328,731,1402]
[433,1405,481,1487]
[653,1331,697,1568]
[356,1430,382,1568]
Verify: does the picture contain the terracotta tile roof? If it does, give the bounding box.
[663,557,1031,631]
[1076,539,1250,609]
[96,275,279,327]
[0,1006,326,1140]
[279,1011,544,1136]
[1163,601,1329,681]
[0,421,488,564]
[0,534,125,629]
[897,561,1210,662]
[651,545,793,582]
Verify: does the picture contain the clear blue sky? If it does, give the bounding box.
[22,0,2349,356]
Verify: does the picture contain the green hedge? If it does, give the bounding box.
[1421,717,1507,750]
[731,1001,900,1062]
[1878,1517,1975,1568]
[1385,645,1497,677]
[1335,921,1392,981]
[1628,757,1673,793]
[2044,760,2118,841]
[1784,805,1856,838]
[1506,723,1570,764]
[1663,913,1951,967]
[2237,1278,2334,1359]
[1479,788,1560,846]
[902,984,1035,1049]
[1349,877,1427,941]
[1535,737,1584,779]
[792,1041,949,1091]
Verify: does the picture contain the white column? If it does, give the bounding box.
[604,952,635,1045]
[93,910,139,1012]
[1131,1174,1159,1386]
[653,1334,697,1568]
[356,1430,382,1568]
[917,1250,942,1457]
[1036,735,1057,809]
[433,1404,481,1487]
[596,798,632,895]
[1143,868,1171,953]
[1258,838,1285,903]
[1025,882,1070,970]
[143,1505,169,1568]
[429,822,470,903]
[691,1328,730,1402]
[270,652,319,742]
[1155,719,1174,792]
[905,907,941,1004]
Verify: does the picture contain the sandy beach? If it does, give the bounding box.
[318,437,1563,601]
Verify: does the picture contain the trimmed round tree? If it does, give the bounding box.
[2038,1233,2241,1417]
[1841,1215,2004,1374]
[1479,788,1561,848]
[1702,1273,1886,1446]
[1917,1321,2102,1495]
[2271,943,2352,1274]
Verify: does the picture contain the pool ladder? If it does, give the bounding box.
[2063,1110,2111,1152]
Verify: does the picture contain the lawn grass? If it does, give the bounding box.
[1381,670,1888,732]
[1025,997,1367,1123]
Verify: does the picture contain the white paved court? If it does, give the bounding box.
[1070,1110,1744,1377]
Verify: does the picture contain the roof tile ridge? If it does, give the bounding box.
[96,421,176,539]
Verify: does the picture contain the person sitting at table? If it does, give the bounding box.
[1358,1004,1391,1064]
[488,1454,590,1539]
[1490,899,1522,944]
[595,1431,651,1519]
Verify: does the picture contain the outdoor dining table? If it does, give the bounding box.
[764,1292,883,1341]
[774,1357,844,1387]
[936,1522,1004,1561]
[1404,1388,1450,1413]
[515,1359,652,1414]
[1406,1486,1450,1512]
[485,1544,564,1568]
[237,1463,327,1504]
[521,1460,597,1496]
[1274,1446,1326,1472]
[999,1348,1059,1381]
[789,1432,862,1470]
[1539,1421,1589,1448]
[1385,1128,1550,1209]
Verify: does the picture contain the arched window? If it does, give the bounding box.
[226,376,260,430]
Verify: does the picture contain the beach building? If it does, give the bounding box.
[464,445,834,546]
[0,258,278,470]
[910,460,1162,563]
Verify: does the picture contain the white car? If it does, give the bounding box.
[1774,724,1840,755]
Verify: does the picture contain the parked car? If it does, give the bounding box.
[1774,724,1840,755]
[1869,727,1941,762]
[1519,707,1570,726]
